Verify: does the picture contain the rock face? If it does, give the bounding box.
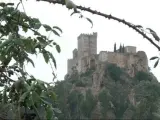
[59,59,160,120]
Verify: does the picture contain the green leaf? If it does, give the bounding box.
[48,52,57,68]
[56,44,61,53]
[26,56,35,67]
[19,91,29,103]
[2,86,7,104]
[26,96,33,107]
[0,39,12,48]
[147,28,160,41]
[43,24,52,31]
[53,26,63,33]
[46,105,54,120]
[53,42,57,45]
[70,11,81,16]
[14,38,24,46]
[53,108,61,114]
[52,29,60,36]
[41,97,51,105]
[150,56,159,60]
[32,91,40,103]
[32,18,41,23]
[135,25,143,28]
[0,2,6,7]
[6,3,14,6]
[34,31,41,36]
[37,36,46,44]
[86,17,93,28]
[42,50,49,63]
[154,59,159,68]
[50,92,57,100]
[22,23,29,32]
[34,23,41,29]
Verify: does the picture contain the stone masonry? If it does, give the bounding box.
[67,32,148,77]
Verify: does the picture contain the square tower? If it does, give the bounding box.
[77,32,97,59]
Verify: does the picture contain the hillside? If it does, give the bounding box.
[54,62,160,119]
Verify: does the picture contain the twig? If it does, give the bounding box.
[37,0,160,51]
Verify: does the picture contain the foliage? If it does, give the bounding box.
[0,1,62,119]
[105,64,123,82]
[98,88,112,118]
[67,90,84,119]
[134,71,153,82]
[80,69,94,77]
[54,81,72,119]
[75,80,86,87]
[80,89,97,118]
[133,81,160,119]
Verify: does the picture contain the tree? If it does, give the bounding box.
[119,44,122,53]
[122,44,125,53]
[114,43,116,52]
[0,2,62,119]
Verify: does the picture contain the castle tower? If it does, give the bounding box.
[77,32,97,59]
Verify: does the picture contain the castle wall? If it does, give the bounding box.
[99,51,108,62]
[73,48,78,59]
[67,58,77,75]
[107,52,127,68]
[78,54,98,73]
[125,46,136,53]
[98,51,148,77]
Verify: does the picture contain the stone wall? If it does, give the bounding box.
[67,58,77,75]
[98,51,148,77]
[78,54,98,73]
[77,33,97,59]
[99,51,108,62]
[73,48,78,59]
[125,46,136,53]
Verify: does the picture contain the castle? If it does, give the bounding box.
[67,32,148,77]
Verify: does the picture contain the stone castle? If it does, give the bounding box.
[67,32,148,77]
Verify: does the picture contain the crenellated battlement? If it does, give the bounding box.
[78,32,97,39]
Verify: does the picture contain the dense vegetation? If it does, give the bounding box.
[0,2,62,120]
[54,63,160,119]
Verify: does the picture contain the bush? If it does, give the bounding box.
[80,89,97,118]
[80,69,94,77]
[105,64,123,81]
[75,80,86,87]
[135,71,152,82]
[98,89,112,117]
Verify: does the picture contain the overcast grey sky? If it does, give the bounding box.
[2,0,160,82]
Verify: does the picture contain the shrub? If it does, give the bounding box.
[75,80,86,87]
[135,71,152,82]
[98,89,112,117]
[80,89,97,118]
[105,64,123,81]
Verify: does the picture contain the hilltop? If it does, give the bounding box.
[53,33,160,120]
[54,62,159,119]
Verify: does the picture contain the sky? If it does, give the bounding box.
[2,0,160,82]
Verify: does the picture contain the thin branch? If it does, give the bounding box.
[37,0,160,51]
[20,0,26,13]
